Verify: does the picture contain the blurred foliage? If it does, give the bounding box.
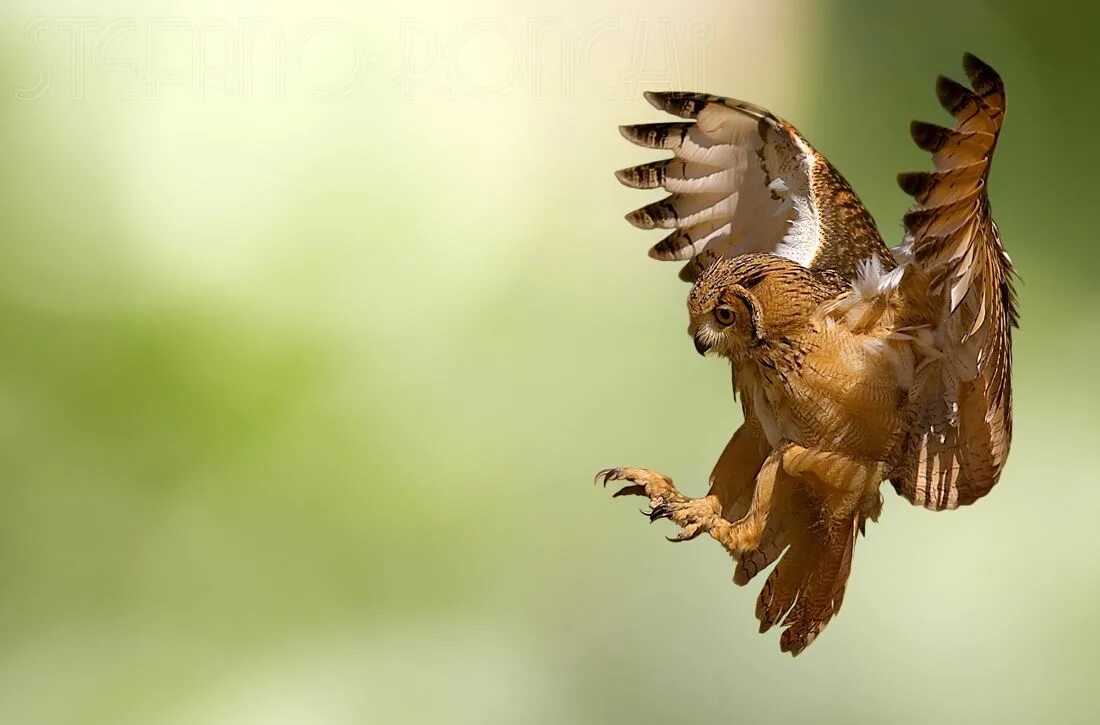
[0,1,1098,723]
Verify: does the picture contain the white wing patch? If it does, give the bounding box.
[851,257,906,301]
[820,256,907,331]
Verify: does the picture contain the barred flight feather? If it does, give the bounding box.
[617,90,893,282]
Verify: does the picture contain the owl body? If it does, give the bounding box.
[601,54,1016,654]
[704,255,912,523]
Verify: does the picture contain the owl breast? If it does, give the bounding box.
[737,332,913,465]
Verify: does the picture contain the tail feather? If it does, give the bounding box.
[755,540,813,634]
[755,501,815,632]
[751,500,862,656]
[778,518,858,655]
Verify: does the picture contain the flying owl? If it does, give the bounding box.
[597,54,1015,655]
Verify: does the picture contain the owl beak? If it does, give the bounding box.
[693,334,710,356]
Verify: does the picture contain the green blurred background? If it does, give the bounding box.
[1,1,1098,723]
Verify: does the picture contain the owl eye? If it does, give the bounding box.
[714,306,736,326]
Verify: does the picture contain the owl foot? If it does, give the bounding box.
[596,467,723,542]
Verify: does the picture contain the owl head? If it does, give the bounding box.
[687,253,845,360]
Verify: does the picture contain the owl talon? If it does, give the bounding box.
[667,523,705,542]
[647,502,671,522]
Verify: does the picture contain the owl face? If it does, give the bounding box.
[687,280,759,360]
[686,301,756,360]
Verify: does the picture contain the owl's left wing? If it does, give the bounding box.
[890,54,1017,510]
[617,93,893,282]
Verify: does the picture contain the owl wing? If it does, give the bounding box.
[617,92,893,282]
[890,53,1017,510]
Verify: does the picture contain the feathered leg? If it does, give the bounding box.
[707,417,770,520]
[707,443,794,555]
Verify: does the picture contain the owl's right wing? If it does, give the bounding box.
[890,54,1017,510]
[617,93,893,282]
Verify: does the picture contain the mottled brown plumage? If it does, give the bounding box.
[598,54,1016,655]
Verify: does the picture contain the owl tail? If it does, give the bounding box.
[742,490,861,656]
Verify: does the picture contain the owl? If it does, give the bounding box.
[597,54,1015,655]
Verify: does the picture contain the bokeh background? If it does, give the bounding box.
[1,1,1098,723]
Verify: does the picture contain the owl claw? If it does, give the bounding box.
[647,501,671,522]
[667,523,705,543]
